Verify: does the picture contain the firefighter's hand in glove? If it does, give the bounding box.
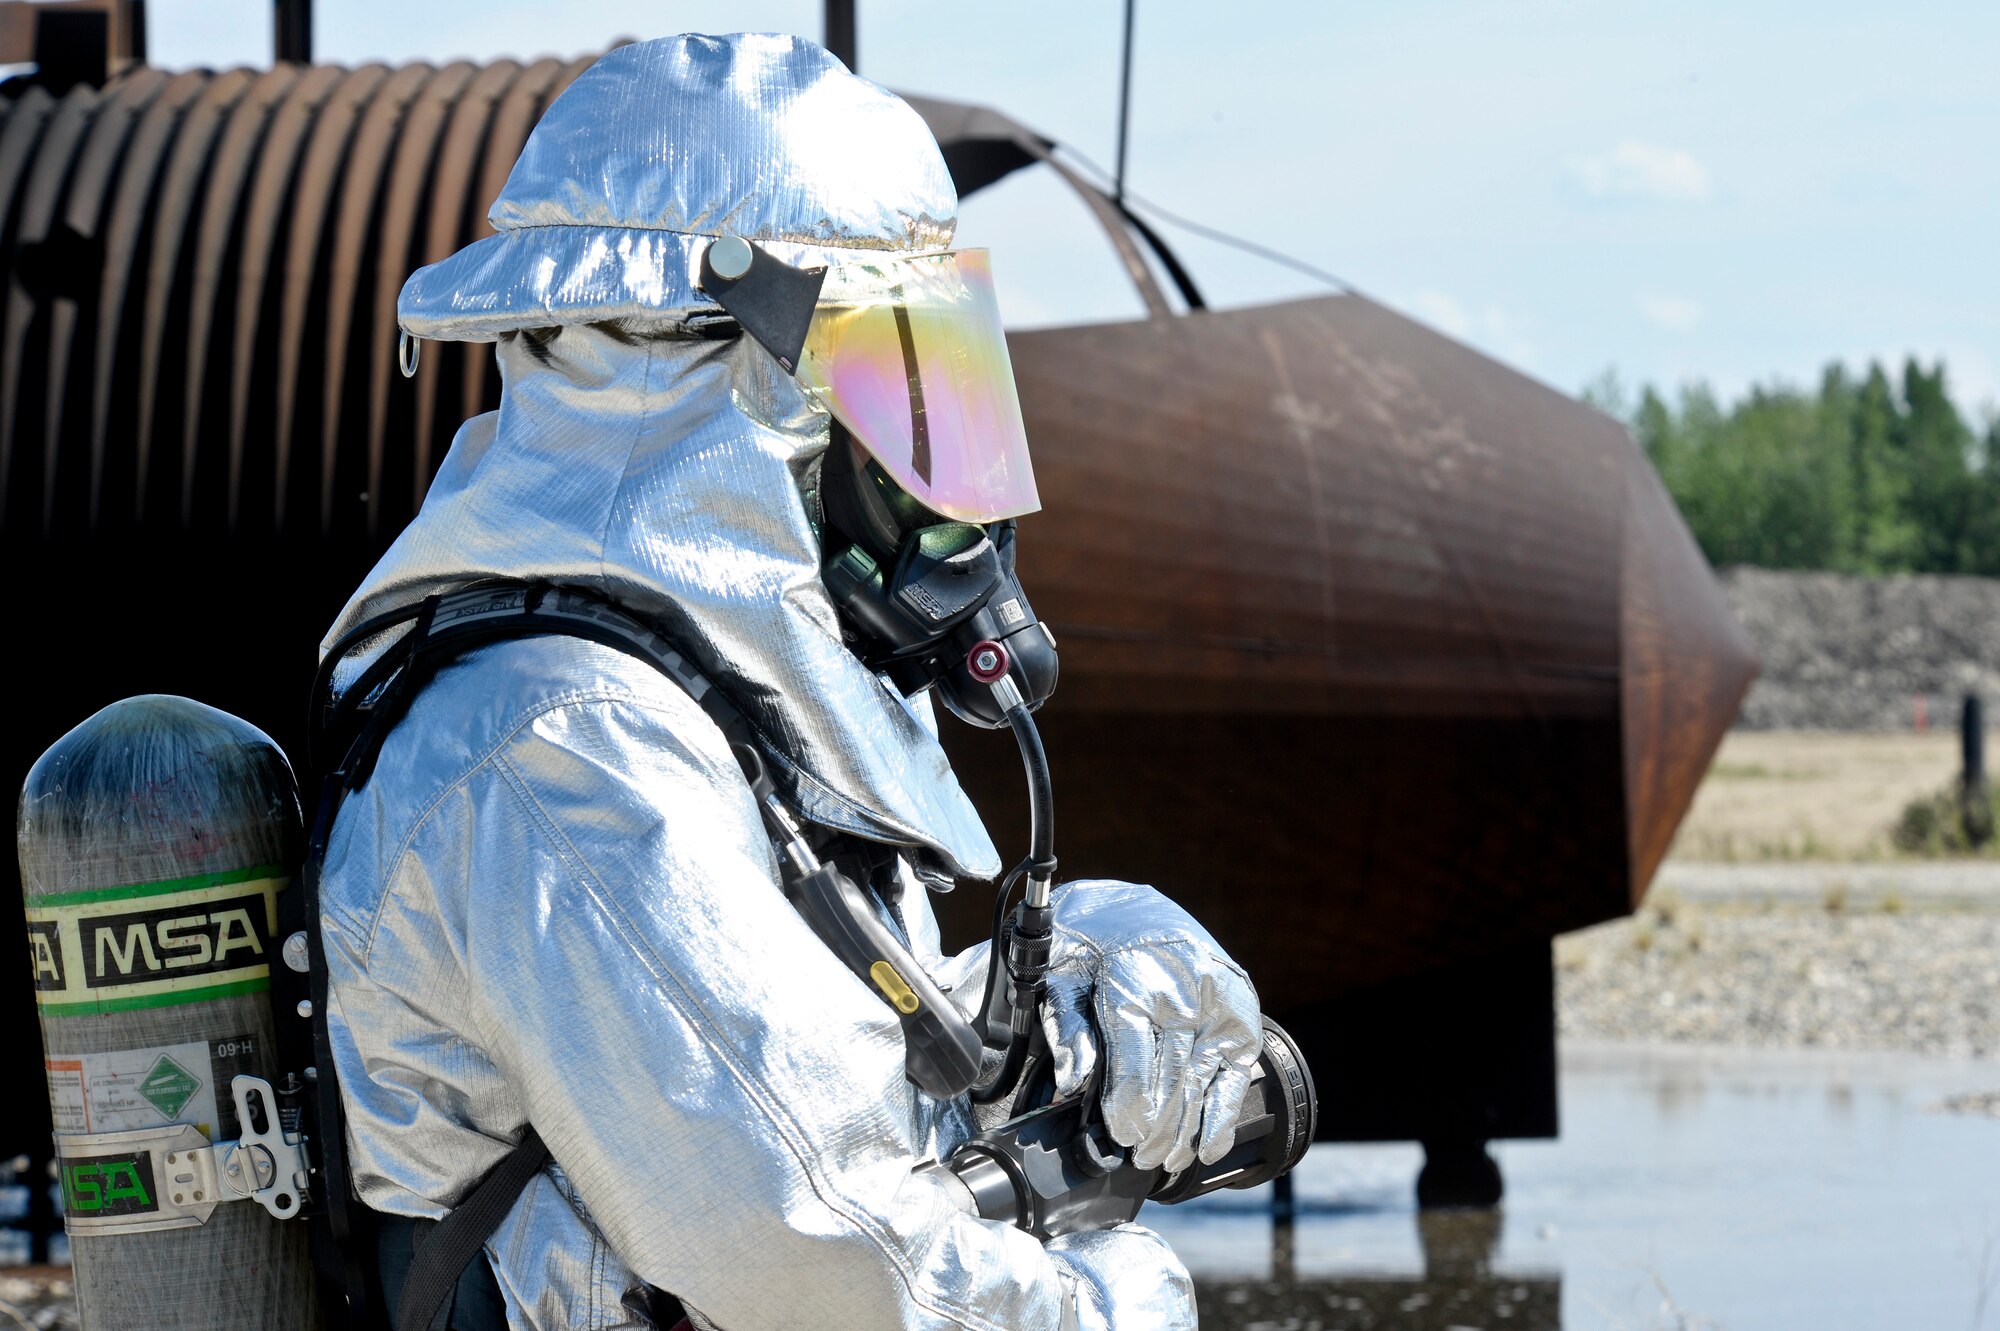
[1039,880,1262,1175]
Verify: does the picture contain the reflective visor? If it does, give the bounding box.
[797,249,1040,523]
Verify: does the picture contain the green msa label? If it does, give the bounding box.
[25,866,284,1016]
[61,1150,158,1218]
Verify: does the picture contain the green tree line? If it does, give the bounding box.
[1586,361,2000,574]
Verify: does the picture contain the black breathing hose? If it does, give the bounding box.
[1006,704,1056,878]
[970,694,1058,1104]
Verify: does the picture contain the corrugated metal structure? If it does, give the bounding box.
[0,54,598,542]
[0,45,1753,1245]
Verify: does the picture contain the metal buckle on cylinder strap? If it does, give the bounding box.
[54,1075,309,1236]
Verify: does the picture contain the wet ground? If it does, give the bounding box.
[1157,1040,2000,1330]
[5,1039,1997,1328]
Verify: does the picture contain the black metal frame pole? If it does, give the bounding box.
[274,0,311,64]
[127,0,148,63]
[1964,693,1990,846]
[1114,0,1135,203]
[824,0,856,72]
[23,1152,54,1264]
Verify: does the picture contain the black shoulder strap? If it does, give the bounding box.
[393,1128,551,1331]
[290,582,758,1329]
[313,582,761,787]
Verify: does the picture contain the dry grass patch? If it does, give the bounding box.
[1669,730,1982,862]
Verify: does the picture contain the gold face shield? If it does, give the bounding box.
[699,237,1040,524]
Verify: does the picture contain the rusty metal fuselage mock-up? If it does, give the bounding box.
[0,59,1753,1179]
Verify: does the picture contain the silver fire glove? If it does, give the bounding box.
[1038,880,1264,1176]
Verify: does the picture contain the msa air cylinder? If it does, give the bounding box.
[17,696,320,1329]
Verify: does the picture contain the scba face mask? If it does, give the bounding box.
[700,236,1059,727]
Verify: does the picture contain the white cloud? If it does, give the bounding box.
[1567,142,1713,203]
[1640,294,1706,333]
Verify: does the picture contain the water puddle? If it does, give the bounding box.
[1153,1041,2000,1329]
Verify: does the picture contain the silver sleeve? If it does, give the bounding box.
[1048,1227,1197,1331]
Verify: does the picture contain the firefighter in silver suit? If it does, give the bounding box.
[320,33,1263,1331]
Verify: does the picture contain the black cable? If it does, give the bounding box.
[1115,201,1208,311]
[1050,142,1354,295]
[971,1031,1031,1106]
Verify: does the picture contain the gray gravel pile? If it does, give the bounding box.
[1557,904,2000,1057]
[1722,567,2000,730]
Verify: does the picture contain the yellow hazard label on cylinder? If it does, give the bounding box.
[25,866,284,1016]
[869,959,922,1015]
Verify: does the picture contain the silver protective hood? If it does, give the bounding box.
[328,34,999,879]
[397,33,954,339]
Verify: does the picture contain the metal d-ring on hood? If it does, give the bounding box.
[322,34,1001,880]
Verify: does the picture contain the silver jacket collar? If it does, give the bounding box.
[325,326,1001,879]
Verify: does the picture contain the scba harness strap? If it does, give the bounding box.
[286,582,742,1331]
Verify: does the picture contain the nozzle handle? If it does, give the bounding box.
[787,862,984,1099]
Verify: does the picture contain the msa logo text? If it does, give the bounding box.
[898,584,947,621]
[81,892,269,990]
[27,920,63,990]
[62,1152,157,1217]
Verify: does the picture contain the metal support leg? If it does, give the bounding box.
[1416,1138,1503,1209]
[1270,1170,1295,1285]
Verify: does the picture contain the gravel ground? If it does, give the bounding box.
[1657,859,2000,906]
[0,1269,75,1330]
[1558,899,2000,1058]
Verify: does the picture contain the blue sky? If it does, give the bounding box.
[148,0,2000,417]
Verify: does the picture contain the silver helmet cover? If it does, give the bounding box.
[396,33,954,340]
[330,35,999,879]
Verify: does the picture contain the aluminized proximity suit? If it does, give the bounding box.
[320,33,1261,1331]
